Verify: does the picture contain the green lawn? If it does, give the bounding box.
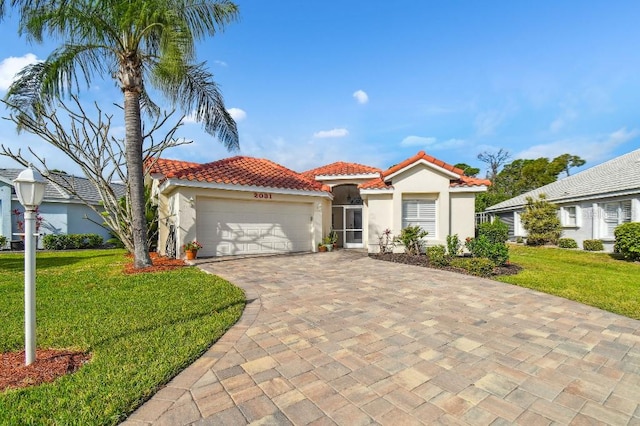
[497,244,640,320]
[0,249,245,425]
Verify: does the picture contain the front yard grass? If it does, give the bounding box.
[0,249,245,425]
[497,244,640,320]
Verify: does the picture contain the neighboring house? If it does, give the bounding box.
[485,148,640,251]
[0,169,124,248]
[148,151,489,258]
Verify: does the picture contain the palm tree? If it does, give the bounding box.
[4,0,240,268]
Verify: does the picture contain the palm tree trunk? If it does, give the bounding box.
[124,89,153,269]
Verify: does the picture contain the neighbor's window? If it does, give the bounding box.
[603,200,631,238]
[561,206,579,227]
[402,199,436,237]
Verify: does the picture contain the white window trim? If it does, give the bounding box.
[402,198,437,240]
[599,200,632,240]
[560,205,581,228]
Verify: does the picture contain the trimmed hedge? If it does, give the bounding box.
[614,222,640,261]
[42,234,104,250]
[583,239,604,251]
[451,257,495,277]
[427,245,449,267]
[558,238,578,249]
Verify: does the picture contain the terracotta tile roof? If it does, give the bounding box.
[302,162,382,178]
[147,158,200,176]
[360,151,490,190]
[382,151,465,178]
[152,156,330,193]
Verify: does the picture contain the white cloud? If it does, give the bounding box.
[474,109,507,137]
[517,127,640,162]
[313,128,349,138]
[400,135,466,151]
[214,60,228,67]
[227,108,247,122]
[400,136,436,147]
[353,90,369,104]
[182,107,246,124]
[549,108,578,133]
[0,53,41,91]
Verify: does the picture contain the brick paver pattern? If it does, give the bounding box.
[124,251,640,425]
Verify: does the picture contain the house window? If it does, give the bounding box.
[602,201,631,238]
[402,199,436,238]
[561,206,579,227]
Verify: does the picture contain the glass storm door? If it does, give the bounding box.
[344,206,363,248]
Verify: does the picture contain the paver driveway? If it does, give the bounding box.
[126,251,640,425]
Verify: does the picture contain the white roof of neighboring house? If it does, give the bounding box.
[486,148,640,212]
[0,169,125,204]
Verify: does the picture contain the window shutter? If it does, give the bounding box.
[402,200,436,237]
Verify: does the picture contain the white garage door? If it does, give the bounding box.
[196,198,313,257]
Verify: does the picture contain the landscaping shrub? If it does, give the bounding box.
[614,222,640,260]
[0,235,7,249]
[583,239,604,251]
[395,225,428,255]
[377,228,394,254]
[427,245,449,267]
[516,236,524,244]
[521,194,561,246]
[446,234,461,256]
[478,218,509,244]
[42,233,104,250]
[558,238,578,249]
[465,235,509,266]
[451,257,494,277]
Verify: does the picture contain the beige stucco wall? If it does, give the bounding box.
[364,192,394,252]
[449,192,476,242]
[156,183,328,257]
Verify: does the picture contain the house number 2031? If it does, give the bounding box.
[254,192,272,199]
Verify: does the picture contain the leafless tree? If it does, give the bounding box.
[477,148,511,182]
[1,96,189,253]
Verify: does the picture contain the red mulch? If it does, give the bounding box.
[0,349,91,392]
[123,252,187,274]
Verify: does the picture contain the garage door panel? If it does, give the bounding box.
[196,198,312,257]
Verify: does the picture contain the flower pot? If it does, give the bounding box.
[325,244,333,252]
[185,249,198,260]
[318,245,327,252]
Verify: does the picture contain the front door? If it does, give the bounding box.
[332,206,364,248]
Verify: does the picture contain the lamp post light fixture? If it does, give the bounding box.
[13,165,46,366]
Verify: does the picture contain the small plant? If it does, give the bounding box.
[478,218,509,244]
[516,236,524,244]
[427,245,449,267]
[183,240,203,252]
[451,257,494,277]
[558,238,578,249]
[328,229,339,245]
[465,235,509,266]
[446,234,461,256]
[0,235,7,249]
[583,239,604,251]
[395,225,428,255]
[377,228,394,254]
[42,234,104,250]
[614,222,640,261]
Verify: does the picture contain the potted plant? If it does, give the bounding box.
[318,242,327,252]
[328,229,339,249]
[183,240,203,260]
[322,236,334,252]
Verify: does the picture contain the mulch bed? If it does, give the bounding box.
[1,252,186,393]
[0,349,91,392]
[123,251,187,274]
[370,252,522,277]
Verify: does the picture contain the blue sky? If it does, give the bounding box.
[1,1,640,177]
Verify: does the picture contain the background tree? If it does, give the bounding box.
[477,148,511,182]
[453,162,480,177]
[520,194,562,246]
[550,153,586,176]
[4,0,239,269]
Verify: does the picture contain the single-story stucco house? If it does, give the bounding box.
[148,151,490,258]
[0,169,124,248]
[485,148,640,252]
